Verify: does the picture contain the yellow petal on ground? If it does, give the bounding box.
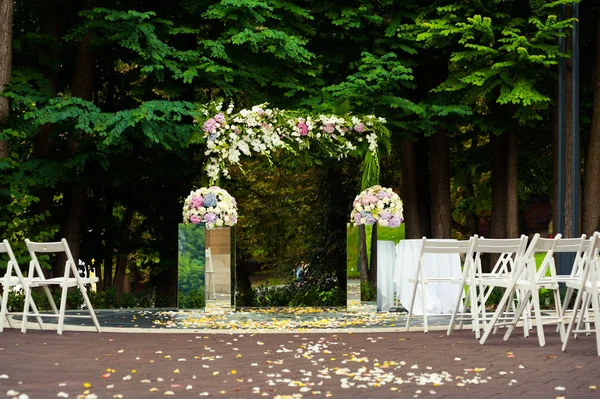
[231,370,237,375]
[83,382,91,389]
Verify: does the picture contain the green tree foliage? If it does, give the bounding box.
[1,0,597,305]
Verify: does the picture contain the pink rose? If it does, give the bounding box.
[354,122,365,132]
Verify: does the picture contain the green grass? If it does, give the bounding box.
[346,224,405,279]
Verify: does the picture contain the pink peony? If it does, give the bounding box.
[354,122,365,132]
[189,215,201,224]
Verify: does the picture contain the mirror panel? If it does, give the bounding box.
[177,223,206,310]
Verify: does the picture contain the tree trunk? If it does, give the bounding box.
[564,7,574,237]
[583,11,600,236]
[506,129,519,238]
[416,137,432,237]
[489,133,508,273]
[429,131,451,238]
[31,0,63,219]
[55,0,95,276]
[53,185,86,277]
[156,224,179,308]
[401,139,422,238]
[369,224,377,290]
[490,133,508,241]
[358,225,369,283]
[552,79,559,237]
[464,136,479,236]
[0,0,13,159]
[114,205,135,298]
[102,195,115,289]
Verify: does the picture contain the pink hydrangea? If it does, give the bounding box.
[214,113,226,123]
[354,122,365,132]
[361,194,378,206]
[376,191,390,199]
[190,196,203,209]
[202,118,218,134]
[189,215,201,224]
[388,217,402,228]
[298,122,309,136]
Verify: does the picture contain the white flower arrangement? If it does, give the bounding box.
[182,186,238,230]
[351,185,403,228]
[198,101,386,183]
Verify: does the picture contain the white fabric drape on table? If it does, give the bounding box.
[376,240,396,312]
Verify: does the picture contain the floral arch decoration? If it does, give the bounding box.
[194,101,390,187]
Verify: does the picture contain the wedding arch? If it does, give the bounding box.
[184,100,390,309]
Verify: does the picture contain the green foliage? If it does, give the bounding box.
[360,281,376,302]
[236,278,345,307]
[178,289,206,309]
[87,287,157,309]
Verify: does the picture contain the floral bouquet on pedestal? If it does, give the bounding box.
[182,186,238,229]
[351,185,403,228]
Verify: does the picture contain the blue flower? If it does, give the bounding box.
[203,193,217,208]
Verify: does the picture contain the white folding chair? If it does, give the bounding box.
[555,235,591,316]
[405,236,476,333]
[448,235,529,339]
[562,232,600,355]
[479,234,557,346]
[21,239,101,335]
[0,240,44,331]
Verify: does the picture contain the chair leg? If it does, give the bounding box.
[422,280,428,334]
[57,286,69,335]
[574,293,591,340]
[405,280,419,331]
[554,289,566,342]
[591,292,600,357]
[447,282,466,336]
[563,287,585,352]
[0,291,12,331]
[80,286,101,332]
[529,285,546,347]
[480,286,514,345]
[471,280,481,339]
[503,291,530,341]
[21,286,32,333]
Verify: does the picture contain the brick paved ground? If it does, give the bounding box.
[1,326,599,399]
